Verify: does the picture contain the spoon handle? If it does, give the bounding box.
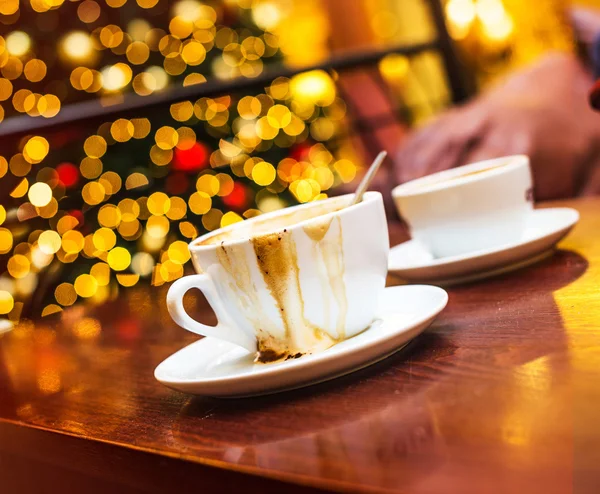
[350,151,387,206]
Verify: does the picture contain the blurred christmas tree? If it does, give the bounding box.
[0,0,360,320]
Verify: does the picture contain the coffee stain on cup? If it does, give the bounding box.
[213,210,350,364]
[252,219,347,362]
[303,216,347,342]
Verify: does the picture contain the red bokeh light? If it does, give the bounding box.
[222,182,247,209]
[56,162,79,188]
[173,142,209,172]
[290,143,311,162]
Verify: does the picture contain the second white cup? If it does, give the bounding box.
[392,155,533,258]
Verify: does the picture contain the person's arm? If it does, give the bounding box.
[395,4,600,200]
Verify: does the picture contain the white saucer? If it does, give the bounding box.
[155,285,448,398]
[389,207,579,286]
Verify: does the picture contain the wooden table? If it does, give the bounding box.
[1,197,599,493]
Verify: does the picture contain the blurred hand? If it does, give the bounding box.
[395,53,600,200]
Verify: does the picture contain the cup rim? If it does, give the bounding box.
[391,155,529,199]
[188,191,382,251]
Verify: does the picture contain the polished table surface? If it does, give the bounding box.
[1,197,600,493]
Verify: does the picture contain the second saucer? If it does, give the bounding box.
[388,207,579,286]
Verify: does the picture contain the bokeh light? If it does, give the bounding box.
[0,0,365,319]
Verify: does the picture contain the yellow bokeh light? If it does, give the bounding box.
[10,154,31,176]
[0,228,14,254]
[36,197,58,219]
[74,274,98,298]
[181,40,206,65]
[334,159,357,183]
[107,246,131,271]
[116,273,140,287]
[131,251,155,277]
[6,31,31,57]
[0,78,13,102]
[82,181,106,205]
[101,63,132,91]
[41,304,63,317]
[159,260,184,282]
[2,57,23,80]
[62,230,85,254]
[0,291,14,315]
[251,1,282,30]
[118,219,142,240]
[10,178,29,198]
[155,126,179,150]
[179,221,198,239]
[98,204,122,228]
[41,94,61,118]
[255,117,279,140]
[290,70,336,106]
[78,0,101,23]
[132,118,151,138]
[125,172,149,190]
[150,145,173,166]
[146,215,170,238]
[100,171,122,195]
[137,0,159,8]
[24,59,47,82]
[60,31,94,62]
[23,136,50,164]
[221,211,243,228]
[118,198,140,221]
[100,24,124,48]
[169,16,194,39]
[167,240,191,264]
[8,254,30,279]
[57,215,79,235]
[379,54,410,83]
[84,135,107,158]
[80,157,103,179]
[0,0,18,15]
[290,178,321,203]
[93,228,117,251]
[126,41,150,65]
[147,192,171,216]
[170,101,194,122]
[266,104,292,129]
[91,262,111,286]
[106,0,127,8]
[145,66,169,90]
[38,230,61,254]
[183,73,206,86]
[252,161,276,186]
[237,95,261,120]
[202,208,223,231]
[110,118,135,142]
[28,182,53,207]
[55,283,77,306]
[0,205,5,225]
[196,174,220,196]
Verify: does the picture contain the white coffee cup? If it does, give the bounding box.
[392,155,533,258]
[167,192,389,362]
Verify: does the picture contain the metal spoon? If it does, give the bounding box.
[350,151,387,206]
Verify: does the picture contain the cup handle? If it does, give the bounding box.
[166,274,257,353]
